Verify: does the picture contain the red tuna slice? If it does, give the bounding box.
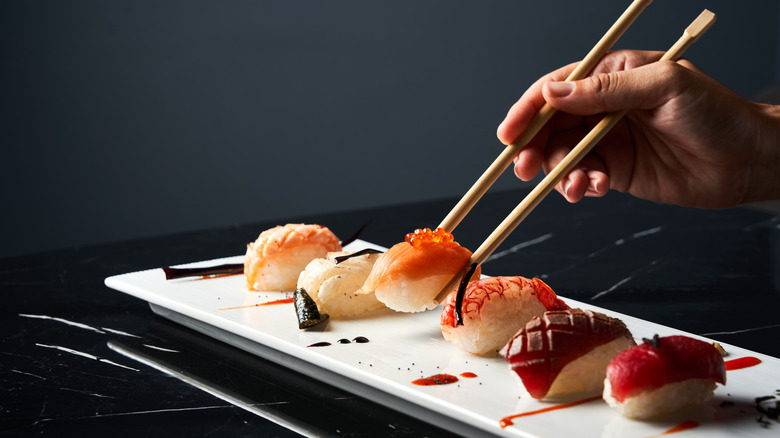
[501,308,634,399]
[605,335,726,403]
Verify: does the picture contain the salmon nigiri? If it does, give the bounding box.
[500,308,635,401]
[245,223,342,291]
[357,228,480,313]
[440,276,569,355]
[603,334,726,419]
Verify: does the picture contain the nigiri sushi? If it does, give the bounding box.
[296,249,385,318]
[500,308,635,401]
[440,276,569,355]
[603,334,726,419]
[357,228,479,313]
[245,223,341,291]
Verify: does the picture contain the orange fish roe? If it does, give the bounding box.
[405,227,455,248]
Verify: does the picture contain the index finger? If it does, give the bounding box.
[497,61,580,146]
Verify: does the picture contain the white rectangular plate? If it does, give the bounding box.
[105,240,780,438]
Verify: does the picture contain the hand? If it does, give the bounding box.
[497,50,780,208]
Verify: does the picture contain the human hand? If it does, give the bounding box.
[497,50,780,208]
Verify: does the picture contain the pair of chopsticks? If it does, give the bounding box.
[433,3,717,308]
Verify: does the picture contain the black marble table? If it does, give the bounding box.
[2,188,779,437]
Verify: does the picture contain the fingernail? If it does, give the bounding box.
[563,179,572,197]
[546,81,574,98]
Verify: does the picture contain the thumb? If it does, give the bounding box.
[541,61,681,115]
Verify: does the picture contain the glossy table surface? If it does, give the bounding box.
[2,188,779,437]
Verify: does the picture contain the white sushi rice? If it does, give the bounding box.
[543,337,634,401]
[443,292,548,356]
[374,275,450,313]
[603,377,718,419]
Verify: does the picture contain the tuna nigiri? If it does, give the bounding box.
[357,228,479,313]
[245,224,341,291]
[440,276,569,355]
[603,334,726,419]
[500,308,635,401]
[296,249,385,318]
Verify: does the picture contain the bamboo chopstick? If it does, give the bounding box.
[437,0,653,233]
[434,9,717,309]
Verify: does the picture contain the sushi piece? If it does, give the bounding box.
[245,223,342,291]
[603,334,726,419]
[440,276,569,355]
[500,308,635,401]
[357,227,480,313]
[296,249,385,318]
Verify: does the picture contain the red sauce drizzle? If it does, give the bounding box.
[499,395,601,428]
[724,356,762,371]
[648,420,700,437]
[218,297,294,310]
[459,372,477,378]
[412,374,459,386]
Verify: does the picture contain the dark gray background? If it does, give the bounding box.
[3,0,778,258]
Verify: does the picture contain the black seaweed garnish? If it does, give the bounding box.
[294,288,329,329]
[755,395,779,426]
[162,263,244,280]
[334,248,382,264]
[642,334,661,349]
[454,263,479,326]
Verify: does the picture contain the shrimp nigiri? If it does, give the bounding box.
[357,228,479,313]
[603,334,726,419]
[501,308,635,401]
[440,276,569,355]
[245,223,341,291]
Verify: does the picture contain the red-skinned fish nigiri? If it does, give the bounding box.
[603,334,727,419]
[440,276,569,355]
[500,308,635,401]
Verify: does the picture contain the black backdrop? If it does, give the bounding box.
[2,0,777,258]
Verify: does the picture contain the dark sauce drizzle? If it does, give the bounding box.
[307,342,332,347]
[339,221,372,247]
[454,263,479,326]
[308,337,369,348]
[334,248,383,264]
[162,263,243,280]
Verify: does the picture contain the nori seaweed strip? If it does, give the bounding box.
[334,248,382,264]
[339,220,372,247]
[454,262,479,326]
[162,263,244,280]
[294,288,329,329]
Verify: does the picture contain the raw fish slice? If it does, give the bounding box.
[296,250,384,318]
[245,224,341,291]
[500,308,635,401]
[358,228,479,313]
[603,334,726,419]
[440,276,569,355]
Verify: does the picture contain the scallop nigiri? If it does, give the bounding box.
[603,334,726,419]
[500,308,635,401]
[440,276,569,355]
[296,249,385,318]
[357,228,479,313]
[245,223,341,291]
